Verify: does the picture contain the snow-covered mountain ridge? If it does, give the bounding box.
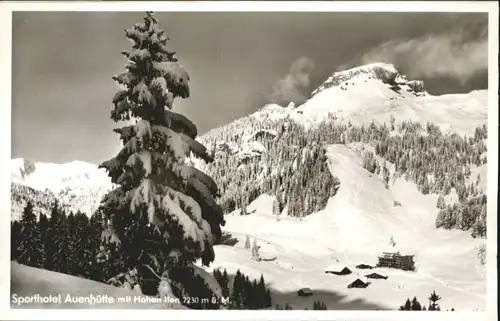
[201,63,486,145]
[11,158,111,191]
[311,62,420,96]
[11,63,488,221]
[10,157,113,219]
[197,63,486,171]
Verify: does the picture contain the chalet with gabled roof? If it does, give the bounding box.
[365,272,388,280]
[347,278,369,289]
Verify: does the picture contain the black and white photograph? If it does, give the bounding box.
[1,1,498,320]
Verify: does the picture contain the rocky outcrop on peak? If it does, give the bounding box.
[312,63,399,96]
[407,80,425,93]
[312,63,427,98]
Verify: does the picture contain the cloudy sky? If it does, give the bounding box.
[12,11,488,164]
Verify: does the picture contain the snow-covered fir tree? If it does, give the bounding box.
[98,11,225,298]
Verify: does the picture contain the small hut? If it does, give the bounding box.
[365,272,388,280]
[347,278,369,289]
[325,265,352,276]
[356,264,374,270]
[297,288,313,297]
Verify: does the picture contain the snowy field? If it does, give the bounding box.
[10,262,185,309]
[206,144,487,311]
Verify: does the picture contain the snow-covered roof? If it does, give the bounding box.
[350,277,369,285]
[365,272,387,278]
[325,264,351,272]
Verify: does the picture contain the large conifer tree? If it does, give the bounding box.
[98,12,224,295]
[70,211,91,277]
[87,211,105,281]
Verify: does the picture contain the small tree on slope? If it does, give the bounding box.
[428,290,442,311]
[251,239,260,261]
[98,11,225,297]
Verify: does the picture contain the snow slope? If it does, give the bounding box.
[208,144,486,311]
[11,158,111,192]
[10,262,185,309]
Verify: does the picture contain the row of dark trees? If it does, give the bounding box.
[312,300,328,310]
[399,290,449,311]
[11,201,111,281]
[11,201,279,310]
[274,301,327,310]
[213,268,272,309]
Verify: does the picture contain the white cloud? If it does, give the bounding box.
[350,26,487,84]
[270,56,314,104]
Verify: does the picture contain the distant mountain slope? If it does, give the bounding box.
[10,158,113,219]
[11,158,111,192]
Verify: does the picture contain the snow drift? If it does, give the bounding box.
[10,262,185,309]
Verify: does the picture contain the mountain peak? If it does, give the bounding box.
[312,62,403,97]
[11,158,37,180]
